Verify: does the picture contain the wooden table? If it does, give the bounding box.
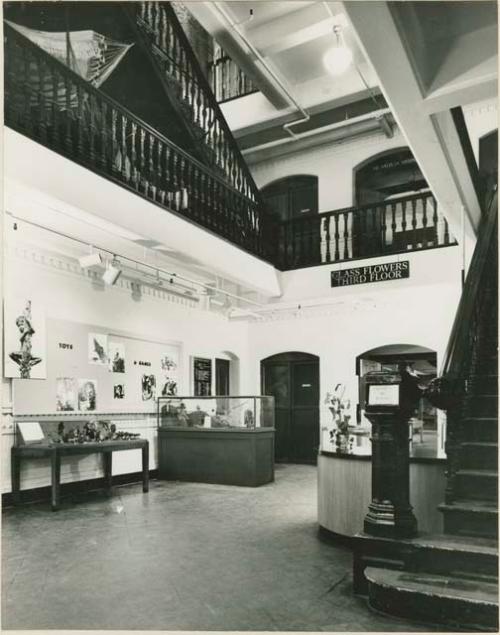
[11,439,149,510]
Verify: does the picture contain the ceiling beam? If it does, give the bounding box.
[342,0,483,241]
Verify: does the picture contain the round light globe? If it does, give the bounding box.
[323,45,353,76]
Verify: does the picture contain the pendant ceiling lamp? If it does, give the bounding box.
[323,25,353,76]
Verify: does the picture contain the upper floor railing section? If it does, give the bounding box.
[132,2,263,206]
[4,24,458,273]
[208,52,258,104]
[275,192,457,270]
[4,22,278,263]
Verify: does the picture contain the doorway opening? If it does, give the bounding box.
[356,344,439,458]
[261,352,320,464]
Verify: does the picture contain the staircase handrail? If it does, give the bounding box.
[440,189,498,385]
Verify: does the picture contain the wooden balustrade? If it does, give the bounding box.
[208,53,257,104]
[4,23,459,273]
[4,22,275,262]
[275,192,456,270]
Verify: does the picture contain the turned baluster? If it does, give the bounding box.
[343,212,350,260]
[381,204,387,250]
[411,197,418,247]
[139,127,146,192]
[88,93,97,164]
[119,114,128,182]
[155,138,163,202]
[148,132,156,197]
[401,199,407,234]
[75,83,84,157]
[333,213,340,261]
[444,217,450,245]
[130,121,138,189]
[111,108,118,176]
[391,202,397,247]
[99,101,108,171]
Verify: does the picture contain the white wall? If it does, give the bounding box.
[2,236,251,492]
[246,245,462,450]
[250,128,408,211]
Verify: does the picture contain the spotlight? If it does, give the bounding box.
[79,251,102,268]
[102,258,122,285]
[323,25,353,76]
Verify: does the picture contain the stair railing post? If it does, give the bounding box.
[362,368,421,539]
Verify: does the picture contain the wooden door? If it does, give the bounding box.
[261,353,319,464]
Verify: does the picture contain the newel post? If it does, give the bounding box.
[362,368,422,538]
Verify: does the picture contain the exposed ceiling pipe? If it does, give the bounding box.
[242,107,391,157]
[211,3,310,139]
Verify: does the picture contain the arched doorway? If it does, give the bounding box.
[352,148,429,257]
[356,344,440,458]
[261,352,320,464]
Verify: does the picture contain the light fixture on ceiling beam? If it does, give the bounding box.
[102,257,122,286]
[323,25,353,76]
[78,247,102,268]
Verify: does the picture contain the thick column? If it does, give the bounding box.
[364,408,417,538]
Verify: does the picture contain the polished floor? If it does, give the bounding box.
[3,464,440,631]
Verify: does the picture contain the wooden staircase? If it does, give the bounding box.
[354,192,498,631]
[125,1,264,207]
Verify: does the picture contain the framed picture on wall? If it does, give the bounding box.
[88,333,108,365]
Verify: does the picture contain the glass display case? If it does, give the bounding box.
[157,395,275,430]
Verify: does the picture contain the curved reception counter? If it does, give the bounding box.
[318,451,446,538]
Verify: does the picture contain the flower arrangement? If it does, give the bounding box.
[324,383,353,453]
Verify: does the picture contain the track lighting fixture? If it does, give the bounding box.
[78,247,102,268]
[102,257,122,285]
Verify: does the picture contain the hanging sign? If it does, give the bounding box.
[331,260,409,287]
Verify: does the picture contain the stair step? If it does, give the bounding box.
[455,469,498,501]
[461,442,498,470]
[365,566,499,630]
[468,375,498,394]
[465,394,498,416]
[440,499,499,539]
[462,418,498,442]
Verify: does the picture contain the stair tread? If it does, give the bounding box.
[440,499,498,514]
[462,441,498,447]
[411,533,498,555]
[457,469,498,477]
[365,566,499,605]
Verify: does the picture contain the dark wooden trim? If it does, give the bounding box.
[318,524,355,550]
[320,450,445,465]
[451,106,483,212]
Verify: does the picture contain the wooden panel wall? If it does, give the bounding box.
[318,454,446,536]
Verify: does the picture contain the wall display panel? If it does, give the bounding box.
[193,357,212,396]
[12,318,181,414]
[4,297,47,379]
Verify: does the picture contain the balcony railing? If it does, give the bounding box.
[4,22,278,262]
[4,23,458,273]
[208,54,258,104]
[275,192,456,270]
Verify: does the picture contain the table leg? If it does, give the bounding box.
[142,443,149,493]
[11,449,21,505]
[103,452,113,496]
[51,451,61,511]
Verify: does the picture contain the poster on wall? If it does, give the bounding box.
[160,350,179,396]
[109,342,125,373]
[78,379,97,411]
[88,333,108,365]
[141,374,156,401]
[113,384,125,399]
[194,357,212,396]
[56,377,78,411]
[4,298,47,379]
